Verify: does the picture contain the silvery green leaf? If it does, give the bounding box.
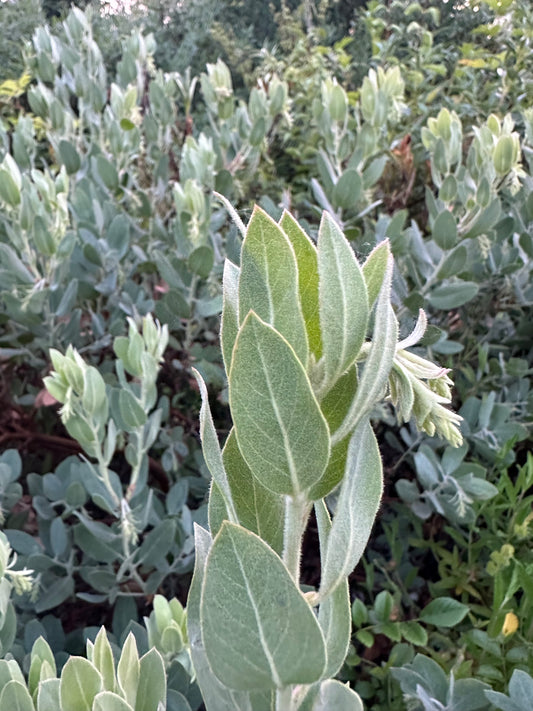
[59,657,102,711]
[117,634,139,708]
[432,210,457,250]
[93,627,115,692]
[192,369,238,523]
[229,313,330,496]
[220,259,240,372]
[320,422,383,598]
[37,678,60,711]
[315,500,351,678]
[82,367,107,417]
[207,481,227,536]
[118,390,146,430]
[362,240,390,309]
[135,648,166,711]
[239,206,308,366]
[135,519,176,568]
[449,678,491,711]
[188,525,266,711]
[485,669,533,711]
[0,680,35,711]
[332,254,397,445]
[93,691,134,711]
[279,210,322,358]
[209,429,285,555]
[0,660,24,692]
[29,637,56,698]
[317,212,368,392]
[201,522,326,691]
[310,366,357,500]
[299,680,364,711]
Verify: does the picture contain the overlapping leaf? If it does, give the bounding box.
[229,313,330,496]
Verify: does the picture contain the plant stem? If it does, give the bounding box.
[282,494,310,584]
[276,686,294,711]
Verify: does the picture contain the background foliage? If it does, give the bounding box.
[0,0,531,709]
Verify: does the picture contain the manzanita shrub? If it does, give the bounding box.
[188,205,461,711]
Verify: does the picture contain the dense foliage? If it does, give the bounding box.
[0,0,531,709]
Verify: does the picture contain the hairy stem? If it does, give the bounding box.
[282,494,310,585]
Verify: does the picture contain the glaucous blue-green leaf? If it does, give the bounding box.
[332,169,362,210]
[0,661,23,697]
[37,678,60,711]
[448,679,491,711]
[201,522,326,691]
[220,259,240,372]
[29,637,56,698]
[135,519,176,568]
[209,429,284,554]
[166,690,193,711]
[432,210,457,250]
[188,245,214,278]
[35,577,74,614]
[207,481,227,537]
[59,657,102,711]
[362,241,390,310]
[428,281,479,310]
[391,654,449,703]
[188,525,270,711]
[92,627,115,692]
[238,206,308,366]
[192,369,238,523]
[117,634,139,708]
[96,155,119,191]
[279,210,322,358]
[135,649,166,711]
[118,390,146,429]
[332,254,397,444]
[317,212,368,392]
[312,680,364,710]
[320,422,382,598]
[485,669,533,711]
[94,692,134,711]
[0,680,34,711]
[463,197,501,239]
[229,312,330,496]
[300,680,364,711]
[309,366,357,500]
[437,245,468,279]
[58,140,81,175]
[315,500,351,678]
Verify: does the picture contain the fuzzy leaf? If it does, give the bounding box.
[201,522,326,690]
[229,313,329,496]
[188,525,272,710]
[213,429,285,554]
[320,422,383,598]
[117,634,139,707]
[220,260,240,373]
[332,253,397,444]
[193,369,238,522]
[279,210,322,358]
[315,500,351,678]
[239,206,308,365]
[59,657,102,711]
[362,241,390,309]
[134,649,166,711]
[317,212,368,391]
[94,692,134,711]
